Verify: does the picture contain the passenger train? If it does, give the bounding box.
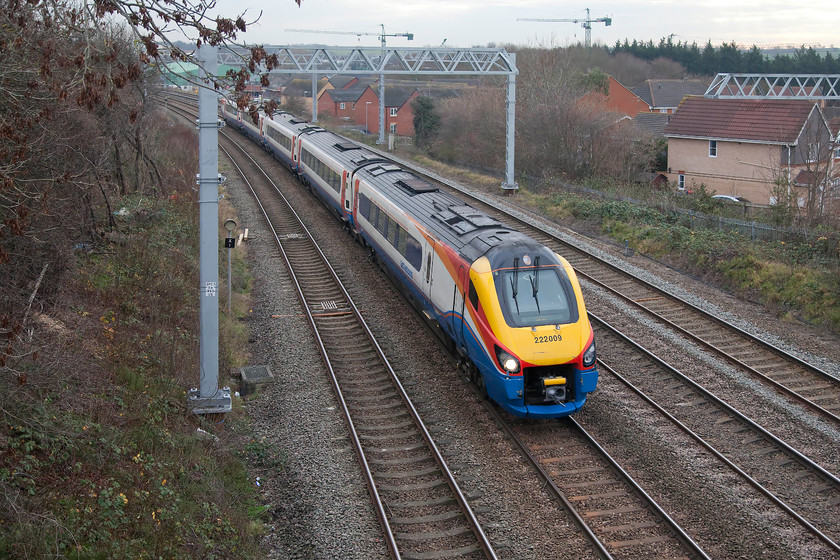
[220,98,598,418]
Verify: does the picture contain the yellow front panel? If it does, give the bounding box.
[470,256,591,366]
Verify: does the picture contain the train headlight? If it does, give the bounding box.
[582,341,597,368]
[494,346,521,374]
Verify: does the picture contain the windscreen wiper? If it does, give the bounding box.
[509,257,520,314]
[529,256,541,313]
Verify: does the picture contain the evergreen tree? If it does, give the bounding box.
[411,96,441,150]
[743,46,766,73]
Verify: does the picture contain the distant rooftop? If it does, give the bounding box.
[664,96,818,144]
[631,79,708,109]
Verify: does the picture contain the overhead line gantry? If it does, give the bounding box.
[223,45,520,191]
[705,73,840,99]
[284,26,413,147]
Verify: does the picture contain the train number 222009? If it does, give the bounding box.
[534,334,562,344]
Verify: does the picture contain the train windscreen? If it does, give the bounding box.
[494,266,579,327]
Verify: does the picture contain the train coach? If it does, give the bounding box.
[221,100,598,418]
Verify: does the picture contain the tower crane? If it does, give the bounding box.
[285,24,413,47]
[518,8,612,49]
[284,25,414,144]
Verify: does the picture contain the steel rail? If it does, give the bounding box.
[590,312,840,554]
[217,141,397,559]
[573,268,840,423]
[482,390,711,560]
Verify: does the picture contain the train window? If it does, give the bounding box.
[331,169,340,192]
[377,212,389,237]
[387,217,399,247]
[359,193,370,219]
[267,127,291,150]
[495,267,579,327]
[406,236,422,271]
[369,205,379,229]
[468,280,479,309]
[397,227,408,255]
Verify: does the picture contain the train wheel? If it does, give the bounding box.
[474,371,488,399]
[465,363,486,399]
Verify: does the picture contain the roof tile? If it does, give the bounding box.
[664,96,816,143]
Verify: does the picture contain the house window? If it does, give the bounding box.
[678,174,685,191]
[709,140,717,158]
[390,108,398,117]
[807,143,819,162]
[390,123,397,134]
[340,102,345,110]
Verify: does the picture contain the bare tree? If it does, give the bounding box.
[786,107,835,227]
[436,87,506,169]
[1,0,300,375]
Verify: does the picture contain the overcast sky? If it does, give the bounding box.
[208,0,839,51]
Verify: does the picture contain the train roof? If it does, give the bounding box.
[257,112,544,264]
[355,164,534,263]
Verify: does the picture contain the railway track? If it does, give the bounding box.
[588,313,840,555]
[494,410,711,560]
[167,100,497,559]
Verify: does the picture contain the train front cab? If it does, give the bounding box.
[466,245,598,418]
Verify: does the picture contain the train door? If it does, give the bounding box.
[422,239,437,305]
[291,136,300,169]
[453,265,468,351]
[341,171,353,224]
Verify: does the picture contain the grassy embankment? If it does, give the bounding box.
[0,123,275,559]
[530,188,840,333]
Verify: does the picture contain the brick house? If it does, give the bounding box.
[319,88,367,121]
[578,76,650,118]
[631,79,709,114]
[664,96,834,205]
[354,86,420,136]
[355,87,381,133]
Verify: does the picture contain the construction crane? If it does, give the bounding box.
[518,8,612,49]
[285,24,413,47]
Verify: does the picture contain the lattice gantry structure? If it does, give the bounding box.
[220,46,520,190]
[705,74,840,100]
